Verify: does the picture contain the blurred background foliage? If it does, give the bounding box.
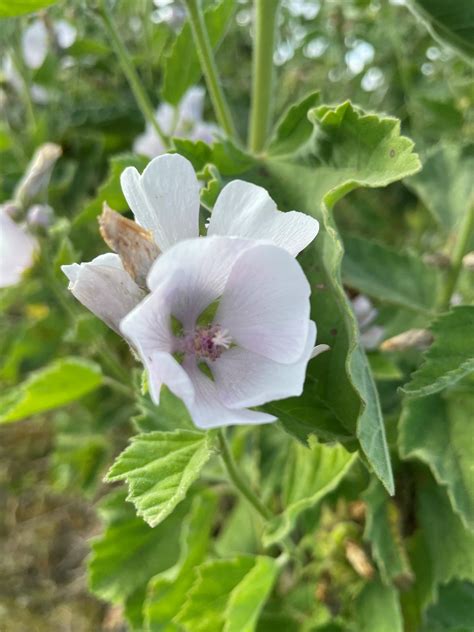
[0,0,473,629]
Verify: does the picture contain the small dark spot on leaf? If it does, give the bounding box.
[389,149,396,158]
[330,328,338,336]
[315,283,326,290]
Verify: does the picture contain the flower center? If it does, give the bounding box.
[177,324,232,361]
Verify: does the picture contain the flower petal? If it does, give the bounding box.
[183,360,276,429]
[212,321,316,408]
[0,209,37,288]
[147,236,254,330]
[207,180,319,256]
[146,351,195,406]
[216,244,311,363]
[120,154,200,251]
[62,254,144,333]
[120,272,179,355]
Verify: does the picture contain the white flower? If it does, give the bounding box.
[22,19,76,70]
[120,236,317,428]
[133,87,218,158]
[351,294,385,350]
[0,205,37,288]
[63,153,319,330]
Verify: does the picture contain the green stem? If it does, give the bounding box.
[248,0,280,153]
[184,0,237,139]
[438,202,474,311]
[217,428,273,521]
[98,0,168,147]
[10,47,37,135]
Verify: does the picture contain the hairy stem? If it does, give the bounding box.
[184,0,237,139]
[217,428,273,521]
[248,0,279,153]
[438,202,474,311]
[98,0,168,146]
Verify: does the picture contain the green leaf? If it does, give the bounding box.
[363,479,414,588]
[0,0,57,18]
[422,581,474,632]
[173,137,255,176]
[88,490,186,604]
[106,429,216,527]
[74,153,148,226]
[261,101,421,494]
[267,91,320,157]
[263,437,356,546]
[399,392,474,530]
[0,357,103,424]
[355,579,403,632]
[402,306,474,398]
[342,235,439,314]
[162,0,235,105]
[145,491,217,631]
[406,0,474,60]
[417,476,474,591]
[405,142,474,232]
[177,556,278,632]
[133,387,194,433]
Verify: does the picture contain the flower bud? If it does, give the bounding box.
[380,329,433,352]
[27,204,55,229]
[15,143,62,207]
[462,252,474,271]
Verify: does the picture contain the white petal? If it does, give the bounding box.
[216,244,311,363]
[147,236,254,330]
[184,360,276,429]
[146,351,195,406]
[207,180,319,256]
[54,20,77,49]
[62,254,144,332]
[310,343,330,359]
[212,321,317,408]
[0,209,37,288]
[177,86,205,124]
[360,325,385,350]
[22,20,48,69]
[120,273,178,355]
[120,154,200,251]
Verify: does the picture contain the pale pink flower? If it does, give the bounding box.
[120,236,317,428]
[63,153,319,331]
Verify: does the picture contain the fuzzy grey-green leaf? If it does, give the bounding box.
[106,429,216,527]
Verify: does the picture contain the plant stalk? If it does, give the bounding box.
[217,428,273,521]
[98,0,168,146]
[184,0,237,139]
[248,0,279,153]
[438,202,474,311]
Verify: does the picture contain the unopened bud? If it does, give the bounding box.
[345,540,374,580]
[27,204,54,229]
[99,202,160,288]
[380,329,433,352]
[15,143,62,207]
[462,252,474,271]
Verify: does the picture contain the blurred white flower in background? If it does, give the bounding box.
[22,19,76,69]
[133,87,218,158]
[345,40,374,75]
[151,0,186,29]
[351,294,385,350]
[0,205,38,288]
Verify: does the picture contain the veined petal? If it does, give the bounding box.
[0,209,37,288]
[207,180,319,256]
[62,253,144,333]
[147,236,254,330]
[212,321,317,408]
[183,360,276,429]
[145,351,195,406]
[120,154,200,251]
[216,244,311,363]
